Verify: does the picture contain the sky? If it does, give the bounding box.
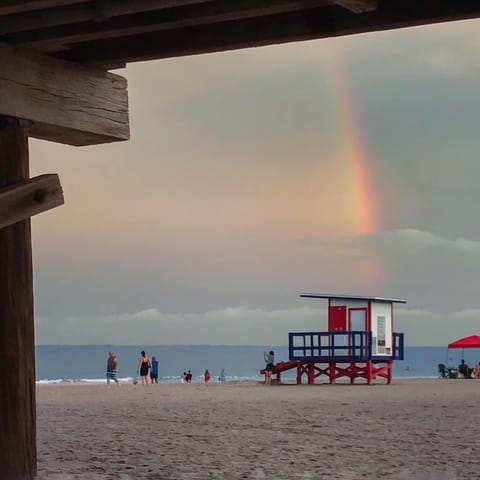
[30,18,480,346]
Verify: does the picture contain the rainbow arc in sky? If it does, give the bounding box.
[328,51,378,236]
[324,48,380,281]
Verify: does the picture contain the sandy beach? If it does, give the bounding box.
[36,379,480,479]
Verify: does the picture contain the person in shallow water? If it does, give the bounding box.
[106,351,120,387]
[137,350,151,386]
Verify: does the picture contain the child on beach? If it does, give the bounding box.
[204,369,211,382]
[150,356,159,384]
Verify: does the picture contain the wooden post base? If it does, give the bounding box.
[0,117,37,479]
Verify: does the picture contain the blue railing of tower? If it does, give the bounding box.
[288,331,404,362]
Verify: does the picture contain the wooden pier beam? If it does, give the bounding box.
[0,117,36,480]
[335,0,377,13]
[0,173,64,230]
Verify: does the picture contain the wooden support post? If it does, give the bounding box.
[329,361,335,384]
[296,363,302,384]
[308,362,315,384]
[0,117,36,480]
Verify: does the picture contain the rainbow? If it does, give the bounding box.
[322,47,381,281]
[328,51,378,236]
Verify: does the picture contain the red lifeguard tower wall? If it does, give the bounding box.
[328,296,395,357]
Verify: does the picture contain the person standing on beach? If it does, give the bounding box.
[106,351,120,387]
[137,350,151,386]
[204,369,211,383]
[264,350,275,386]
[219,368,226,382]
[150,356,159,384]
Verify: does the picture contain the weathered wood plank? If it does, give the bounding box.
[0,0,217,34]
[2,0,480,66]
[0,42,129,146]
[0,118,36,480]
[0,174,64,229]
[8,0,333,51]
[0,0,84,16]
[335,0,377,13]
[59,1,480,65]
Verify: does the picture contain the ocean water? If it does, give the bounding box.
[35,345,480,383]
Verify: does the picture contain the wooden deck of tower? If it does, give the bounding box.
[1,1,480,478]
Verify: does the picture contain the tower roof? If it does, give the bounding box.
[300,293,407,304]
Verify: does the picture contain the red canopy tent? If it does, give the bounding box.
[447,335,480,349]
[445,336,480,377]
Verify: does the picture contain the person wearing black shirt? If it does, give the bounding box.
[458,359,473,378]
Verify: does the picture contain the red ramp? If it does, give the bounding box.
[260,360,298,379]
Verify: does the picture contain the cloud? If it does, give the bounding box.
[451,309,480,320]
[36,306,325,346]
[362,229,480,255]
[36,304,480,347]
[395,307,480,346]
[414,21,480,77]
[291,229,480,315]
[342,18,480,78]
[295,229,480,259]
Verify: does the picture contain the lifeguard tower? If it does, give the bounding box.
[262,294,406,384]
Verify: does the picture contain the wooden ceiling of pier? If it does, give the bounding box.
[0,0,479,69]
